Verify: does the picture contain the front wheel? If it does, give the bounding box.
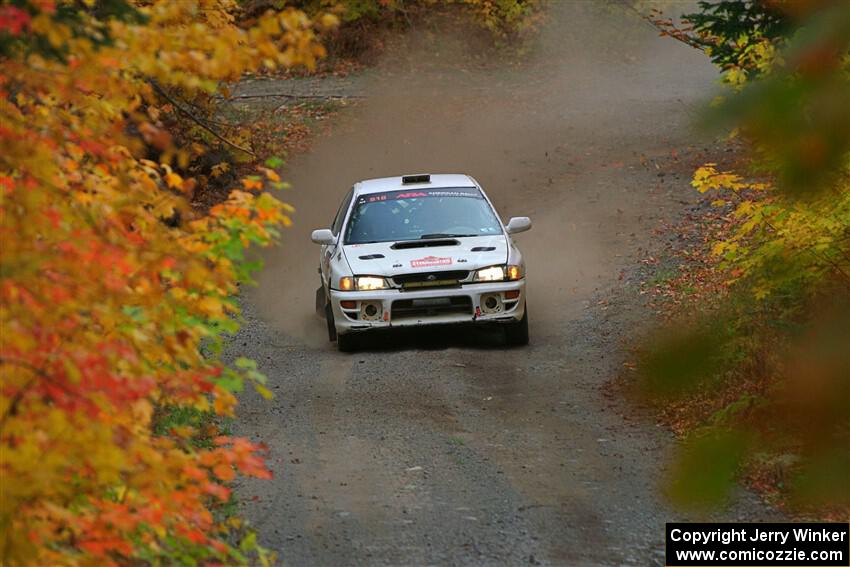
[504,305,529,346]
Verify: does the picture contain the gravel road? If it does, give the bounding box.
[228,2,776,565]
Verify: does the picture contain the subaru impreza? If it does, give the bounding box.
[312,174,531,351]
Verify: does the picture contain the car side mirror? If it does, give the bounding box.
[505,217,532,235]
[311,229,336,245]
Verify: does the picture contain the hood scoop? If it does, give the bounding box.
[391,238,459,250]
[358,253,385,260]
[471,246,496,252]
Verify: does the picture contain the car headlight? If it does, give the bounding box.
[474,266,505,282]
[355,276,389,290]
[473,265,523,282]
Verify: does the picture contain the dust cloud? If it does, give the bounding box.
[249,1,714,344]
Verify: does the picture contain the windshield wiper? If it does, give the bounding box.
[420,233,477,239]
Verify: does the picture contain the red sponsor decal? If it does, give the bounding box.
[395,191,428,198]
[411,256,453,268]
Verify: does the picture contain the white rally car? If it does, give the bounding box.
[311,174,531,351]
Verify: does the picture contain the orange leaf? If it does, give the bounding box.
[212,463,235,482]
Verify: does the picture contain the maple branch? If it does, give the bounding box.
[725,190,850,288]
[0,377,36,432]
[0,357,52,431]
[149,81,257,157]
[615,0,705,52]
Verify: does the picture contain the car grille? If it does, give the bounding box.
[391,296,472,319]
[392,270,469,289]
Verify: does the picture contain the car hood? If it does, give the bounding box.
[342,235,508,277]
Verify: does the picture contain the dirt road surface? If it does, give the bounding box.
[229,2,775,565]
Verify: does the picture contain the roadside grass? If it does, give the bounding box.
[447,436,466,446]
[445,435,470,466]
[644,266,680,288]
[152,405,233,450]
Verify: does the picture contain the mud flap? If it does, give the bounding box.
[324,302,337,341]
[316,286,326,317]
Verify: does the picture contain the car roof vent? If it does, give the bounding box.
[402,174,431,184]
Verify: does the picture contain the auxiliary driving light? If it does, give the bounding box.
[480,293,503,315]
[360,301,382,321]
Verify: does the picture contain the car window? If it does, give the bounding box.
[344,187,502,244]
[331,188,354,235]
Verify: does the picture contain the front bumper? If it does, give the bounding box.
[329,280,526,335]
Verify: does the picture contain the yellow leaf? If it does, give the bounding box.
[255,384,274,400]
[735,200,754,217]
[165,172,183,189]
[320,13,340,29]
[199,296,223,317]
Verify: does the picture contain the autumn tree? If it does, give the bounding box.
[0,1,337,564]
[641,1,850,513]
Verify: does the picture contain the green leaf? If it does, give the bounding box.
[215,367,245,392]
[264,156,285,168]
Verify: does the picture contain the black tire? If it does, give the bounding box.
[325,302,337,342]
[505,305,529,346]
[337,332,358,352]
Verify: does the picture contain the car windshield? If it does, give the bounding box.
[344,187,502,244]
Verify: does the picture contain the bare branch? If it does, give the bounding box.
[149,81,256,157]
[222,92,365,101]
